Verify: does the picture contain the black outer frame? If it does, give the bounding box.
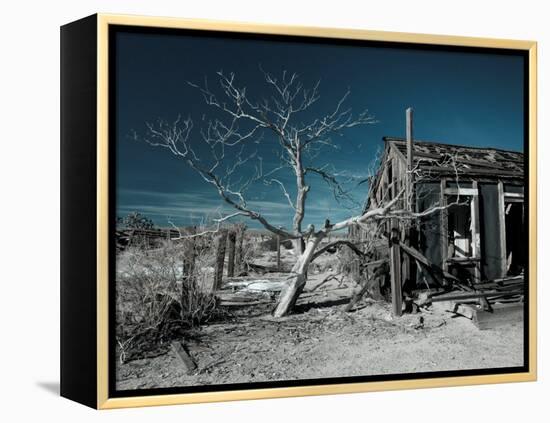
[60,14,532,409]
[60,14,98,409]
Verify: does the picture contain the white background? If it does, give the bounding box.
[0,0,547,421]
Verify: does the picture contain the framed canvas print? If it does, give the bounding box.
[60,14,537,409]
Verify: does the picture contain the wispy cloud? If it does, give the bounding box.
[116,187,361,229]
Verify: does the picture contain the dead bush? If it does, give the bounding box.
[309,253,344,274]
[115,237,220,362]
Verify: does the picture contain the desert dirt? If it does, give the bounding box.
[116,246,524,391]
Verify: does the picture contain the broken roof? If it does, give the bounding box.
[383,136,524,179]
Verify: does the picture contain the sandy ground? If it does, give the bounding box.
[116,248,524,390]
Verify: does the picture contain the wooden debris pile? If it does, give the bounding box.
[213,277,286,307]
[425,274,524,329]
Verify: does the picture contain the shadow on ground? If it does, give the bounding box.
[36,381,59,396]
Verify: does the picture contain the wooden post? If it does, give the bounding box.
[234,224,245,275]
[402,108,414,291]
[213,229,228,291]
[181,228,196,321]
[497,181,507,277]
[226,230,236,277]
[182,228,196,284]
[405,107,414,211]
[276,234,281,271]
[471,181,482,284]
[390,225,403,316]
[440,177,449,272]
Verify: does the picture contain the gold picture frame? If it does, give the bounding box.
[60,13,537,409]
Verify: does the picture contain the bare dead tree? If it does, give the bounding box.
[138,70,456,317]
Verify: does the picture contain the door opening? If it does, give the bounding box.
[504,201,525,276]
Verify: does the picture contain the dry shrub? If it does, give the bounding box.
[233,232,264,272]
[115,236,220,362]
[242,235,262,260]
[309,252,344,274]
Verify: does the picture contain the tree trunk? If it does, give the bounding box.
[273,233,324,317]
[292,148,308,256]
[294,237,306,255]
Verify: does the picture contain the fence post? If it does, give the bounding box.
[276,234,281,271]
[213,229,228,291]
[226,230,237,277]
[181,228,196,320]
[234,225,246,275]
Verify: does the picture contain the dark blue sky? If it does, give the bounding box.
[115,30,524,229]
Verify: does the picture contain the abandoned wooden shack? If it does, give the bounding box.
[359,113,525,317]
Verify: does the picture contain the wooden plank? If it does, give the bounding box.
[444,187,479,196]
[397,149,517,170]
[398,239,459,283]
[472,283,524,292]
[471,181,482,285]
[419,165,523,177]
[473,303,524,330]
[446,257,481,263]
[430,289,523,302]
[452,303,477,319]
[472,275,523,289]
[503,192,524,198]
[171,341,197,374]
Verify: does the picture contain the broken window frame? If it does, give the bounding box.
[440,180,482,283]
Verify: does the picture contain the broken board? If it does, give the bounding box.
[473,303,524,330]
[430,299,523,330]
